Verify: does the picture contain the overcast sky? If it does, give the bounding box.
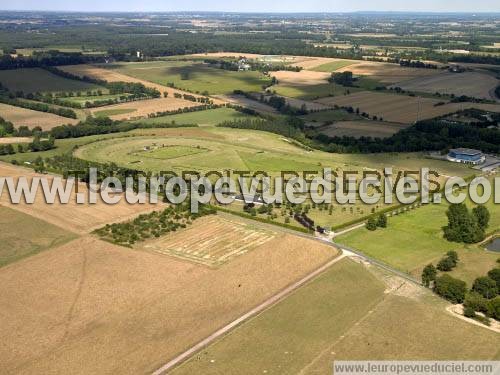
[3,0,500,13]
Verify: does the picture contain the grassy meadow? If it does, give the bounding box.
[172,259,386,375]
[310,59,358,72]
[272,83,358,100]
[173,258,500,374]
[129,107,254,126]
[0,68,104,94]
[337,197,500,283]
[108,60,272,95]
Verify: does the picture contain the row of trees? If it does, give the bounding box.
[0,82,77,119]
[0,50,104,70]
[312,116,500,154]
[94,204,216,247]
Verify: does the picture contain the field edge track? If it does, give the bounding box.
[151,250,345,374]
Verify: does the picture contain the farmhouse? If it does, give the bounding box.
[238,58,251,71]
[447,148,485,165]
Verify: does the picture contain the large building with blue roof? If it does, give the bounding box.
[447,148,485,165]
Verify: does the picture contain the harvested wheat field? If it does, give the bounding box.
[393,71,499,100]
[315,91,500,123]
[190,52,264,60]
[320,120,410,138]
[0,137,32,144]
[0,163,163,234]
[89,97,200,120]
[0,103,78,130]
[59,64,225,105]
[336,61,441,84]
[140,215,276,266]
[270,70,330,86]
[0,230,337,374]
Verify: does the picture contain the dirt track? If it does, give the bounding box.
[0,223,336,374]
[152,250,345,374]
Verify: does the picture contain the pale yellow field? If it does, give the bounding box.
[315,91,500,123]
[320,120,410,138]
[139,215,277,266]
[0,231,336,374]
[270,70,330,85]
[0,163,163,234]
[0,103,78,130]
[335,61,441,84]
[0,137,33,144]
[89,97,200,120]
[393,71,499,100]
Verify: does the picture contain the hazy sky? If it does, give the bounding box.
[3,0,500,12]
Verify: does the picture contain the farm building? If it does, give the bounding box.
[447,148,485,165]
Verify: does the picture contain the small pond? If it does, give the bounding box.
[485,237,500,252]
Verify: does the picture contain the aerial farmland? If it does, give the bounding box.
[0,8,499,375]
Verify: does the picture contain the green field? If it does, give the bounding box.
[129,107,253,126]
[306,292,500,372]
[0,68,103,94]
[172,259,386,374]
[337,204,458,275]
[310,60,357,72]
[108,60,271,95]
[0,206,76,267]
[272,83,360,100]
[337,199,500,283]
[65,93,132,105]
[73,127,473,177]
[137,145,206,160]
[15,47,105,56]
[301,109,362,124]
[0,125,475,231]
[94,108,137,117]
[173,259,500,374]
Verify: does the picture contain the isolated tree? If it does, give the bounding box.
[376,214,387,228]
[422,264,437,287]
[434,274,467,304]
[366,217,377,231]
[472,277,498,299]
[446,250,459,267]
[472,205,490,230]
[437,256,455,272]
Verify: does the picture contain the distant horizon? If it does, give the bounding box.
[2,10,500,14]
[2,0,500,14]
